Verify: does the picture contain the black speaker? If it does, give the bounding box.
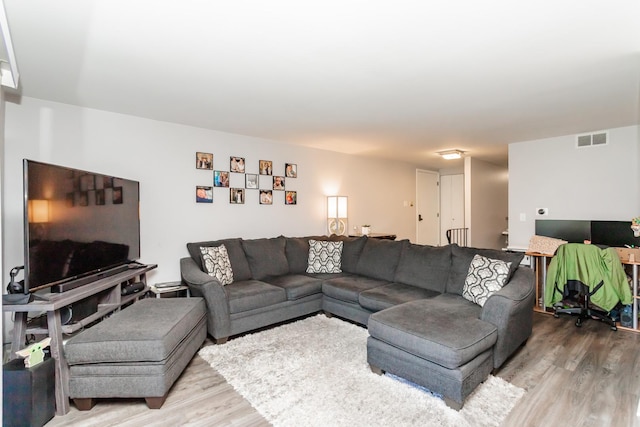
[3,357,55,427]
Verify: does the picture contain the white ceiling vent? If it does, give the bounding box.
[576,131,608,148]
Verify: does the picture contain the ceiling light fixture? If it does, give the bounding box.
[438,150,464,160]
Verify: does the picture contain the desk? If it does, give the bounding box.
[528,251,640,331]
[3,264,156,415]
[618,257,639,331]
[526,251,554,314]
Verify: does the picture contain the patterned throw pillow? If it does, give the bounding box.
[200,245,234,285]
[462,254,511,307]
[306,240,343,274]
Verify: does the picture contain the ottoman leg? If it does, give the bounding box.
[444,397,463,411]
[369,365,385,376]
[73,398,96,411]
[145,395,168,409]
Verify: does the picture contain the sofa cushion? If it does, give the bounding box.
[200,245,234,285]
[226,280,287,313]
[359,283,439,312]
[368,296,496,369]
[394,244,451,293]
[284,236,328,274]
[242,237,289,280]
[355,238,408,282]
[462,254,511,307]
[187,238,252,281]
[322,276,390,304]
[328,235,367,273]
[446,244,524,295]
[307,240,343,273]
[267,274,324,300]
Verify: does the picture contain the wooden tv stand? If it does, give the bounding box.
[3,264,157,415]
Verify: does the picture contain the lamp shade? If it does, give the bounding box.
[327,196,348,235]
[28,199,50,223]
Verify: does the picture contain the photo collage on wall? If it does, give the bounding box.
[195,151,297,205]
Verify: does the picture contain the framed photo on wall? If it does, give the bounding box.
[285,163,297,178]
[214,171,230,187]
[196,152,213,170]
[196,186,213,203]
[245,174,258,189]
[273,176,285,190]
[260,190,273,205]
[259,160,273,175]
[285,191,297,205]
[230,188,245,204]
[230,156,245,173]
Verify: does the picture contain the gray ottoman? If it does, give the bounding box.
[367,297,497,409]
[65,298,207,410]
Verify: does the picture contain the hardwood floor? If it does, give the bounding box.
[44,344,270,427]
[499,312,640,427]
[43,312,640,426]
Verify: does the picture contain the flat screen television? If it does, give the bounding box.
[535,220,591,243]
[591,220,636,248]
[23,159,141,294]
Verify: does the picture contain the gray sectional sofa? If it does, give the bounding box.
[180,235,534,408]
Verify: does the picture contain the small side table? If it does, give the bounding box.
[149,282,190,298]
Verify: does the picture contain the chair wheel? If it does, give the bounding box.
[576,319,582,327]
[611,326,618,331]
[553,313,559,318]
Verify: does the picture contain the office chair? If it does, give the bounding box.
[545,243,631,331]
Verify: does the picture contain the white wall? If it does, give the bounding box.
[464,157,508,249]
[2,97,419,295]
[508,125,640,249]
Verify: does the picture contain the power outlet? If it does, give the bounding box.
[536,208,549,216]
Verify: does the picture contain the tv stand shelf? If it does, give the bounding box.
[3,264,156,415]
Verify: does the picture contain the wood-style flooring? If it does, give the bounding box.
[44,312,640,427]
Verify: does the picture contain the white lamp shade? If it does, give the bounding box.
[327,196,347,219]
[327,196,348,235]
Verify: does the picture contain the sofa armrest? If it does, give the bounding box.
[180,257,231,340]
[480,266,535,369]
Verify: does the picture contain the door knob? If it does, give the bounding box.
[418,214,423,222]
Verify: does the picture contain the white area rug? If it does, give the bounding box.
[199,315,524,427]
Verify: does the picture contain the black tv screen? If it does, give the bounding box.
[24,160,140,293]
[591,221,635,248]
[535,220,591,243]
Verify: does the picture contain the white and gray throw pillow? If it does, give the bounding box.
[200,244,234,285]
[462,254,511,307]
[306,239,343,274]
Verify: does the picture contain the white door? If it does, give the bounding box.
[440,174,465,244]
[416,170,440,245]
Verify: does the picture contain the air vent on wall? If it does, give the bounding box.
[576,131,608,148]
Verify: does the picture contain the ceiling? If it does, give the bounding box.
[2,1,639,169]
